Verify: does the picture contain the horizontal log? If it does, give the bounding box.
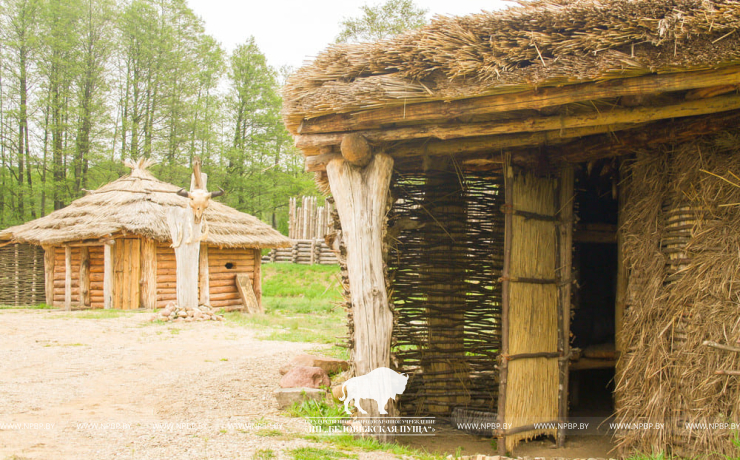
[209,292,241,301]
[295,66,740,135]
[209,285,238,294]
[209,300,243,308]
[208,273,238,281]
[209,279,237,288]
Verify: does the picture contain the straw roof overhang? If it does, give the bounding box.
[284,0,740,172]
[0,165,291,249]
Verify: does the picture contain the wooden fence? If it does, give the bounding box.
[289,196,333,240]
[263,197,339,265]
[0,243,45,306]
[263,239,338,265]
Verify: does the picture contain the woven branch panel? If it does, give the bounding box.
[387,169,505,416]
[0,243,45,306]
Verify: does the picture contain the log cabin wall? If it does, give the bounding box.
[156,242,177,309]
[208,247,257,310]
[52,245,104,308]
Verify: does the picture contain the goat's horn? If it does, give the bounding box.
[176,189,190,198]
[210,187,225,198]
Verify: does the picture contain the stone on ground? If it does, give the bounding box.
[279,365,330,389]
[273,387,325,410]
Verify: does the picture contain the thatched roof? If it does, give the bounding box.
[0,159,291,249]
[284,0,740,131]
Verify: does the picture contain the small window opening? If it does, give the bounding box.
[225,262,235,269]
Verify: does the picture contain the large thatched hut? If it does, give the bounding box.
[283,0,740,457]
[0,160,290,311]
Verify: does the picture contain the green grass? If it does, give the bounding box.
[287,399,349,427]
[252,449,276,460]
[288,447,356,460]
[225,264,346,344]
[0,303,56,310]
[72,309,134,319]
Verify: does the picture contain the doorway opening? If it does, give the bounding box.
[569,163,619,417]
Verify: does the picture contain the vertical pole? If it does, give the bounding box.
[253,249,262,306]
[327,152,394,441]
[80,246,90,307]
[14,244,19,305]
[557,164,575,447]
[497,153,513,456]
[64,245,72,311]
[44,246,55,306]
[104,241,114,309]
[199,243,210,305]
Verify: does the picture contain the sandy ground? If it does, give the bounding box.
[0,309,616,460]
[0,309,398,460]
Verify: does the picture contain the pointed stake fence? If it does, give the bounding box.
[264,196,338,265]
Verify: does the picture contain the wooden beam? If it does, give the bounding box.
[79,246,90,307]
[253,249,262,306]
[43,246,55,306]
[296,66,740,134]
[235,273,261,314]
[104,241,114,310]
[556,165,574,448]
[327,153,394,440]
[297,93,740,151]
[64,246,72,311]
[555,109,740,163]
[199,243,209,306]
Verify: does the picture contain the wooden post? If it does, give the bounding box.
[253,249,262,306]
[104,241,114,309]
[64,245,72,311]
[615,160,628,356]
[167,207,201,309]
[43,246,55,306]
[199,243,210,305]
[14,244,19,305]
[141,238,157,309]
[497,153,514,456]
[326,151,394,439]
[557,165,575,448]
[80,246,91,307]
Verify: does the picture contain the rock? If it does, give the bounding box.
[215,315,224,321]
[279,366,330,389]
[177,310,187,318]
[279,354,349,376]
[273,387,325,410]
[160,310,171,317]
[184,317,194,322]
[331,385,346,401]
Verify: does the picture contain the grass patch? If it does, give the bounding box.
[225,264,346,344]
[0,303,56,310]
[252,449,276,460]
[287,399,349,427]
[288,447,355,460]
[255,429,284,437]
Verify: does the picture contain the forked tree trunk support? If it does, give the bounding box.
[326,150,394,438]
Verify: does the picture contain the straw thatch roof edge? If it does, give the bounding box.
[283,0,740,131]
[0,164,291,249]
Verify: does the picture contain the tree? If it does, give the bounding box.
[336,0,428,43]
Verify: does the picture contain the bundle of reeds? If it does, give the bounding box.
[615,133,740,458]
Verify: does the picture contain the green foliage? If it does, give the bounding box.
[0,0,317,233]
[307,433,446,460]
[336,0,428,43]
[288,447,356,460]
[0,303,55,310]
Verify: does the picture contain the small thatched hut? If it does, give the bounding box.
[0,160,290,311]
[283,0,740,457]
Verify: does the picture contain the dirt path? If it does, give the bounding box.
[0,309,392,460]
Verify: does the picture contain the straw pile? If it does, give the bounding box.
[505,171,558,451]
[284,0,740,129]
[615,134,740,458]
[0,159,290,249]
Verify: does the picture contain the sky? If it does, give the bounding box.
[187,0,512,71]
